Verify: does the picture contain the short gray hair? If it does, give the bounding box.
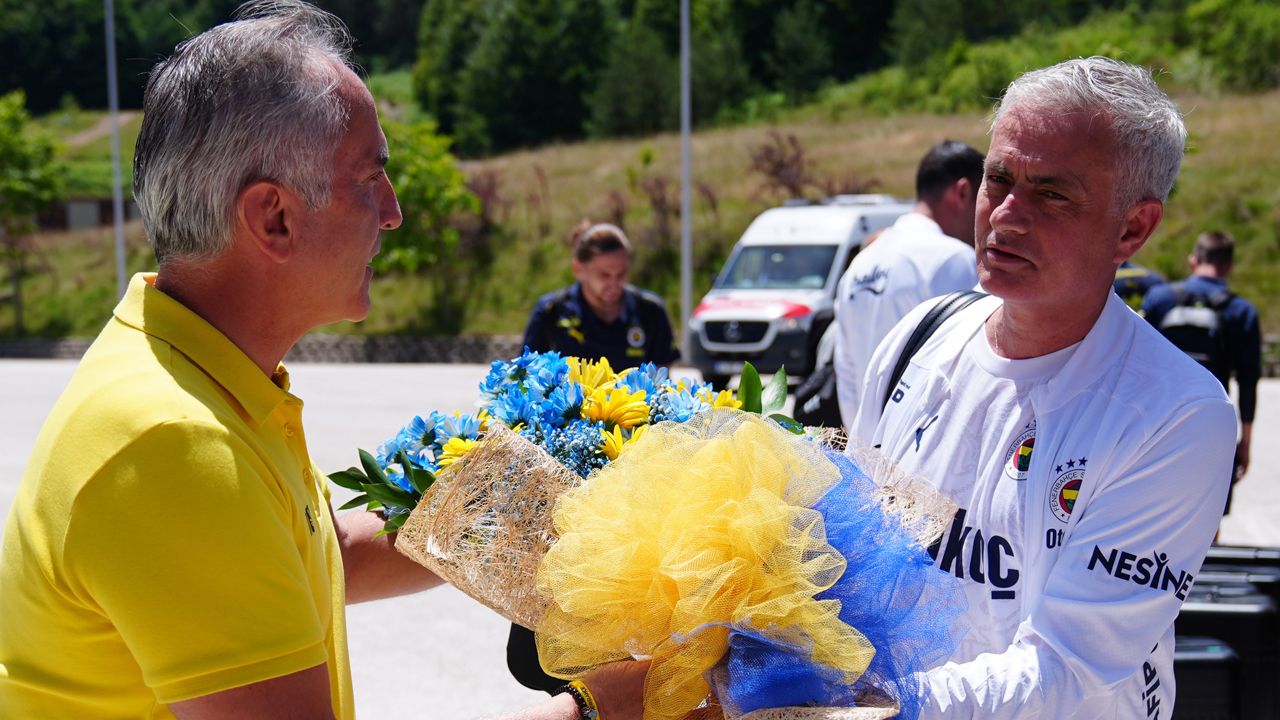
[994,56,1187,208]
[133,0,355,262]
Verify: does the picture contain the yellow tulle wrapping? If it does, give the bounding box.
[535,411,878,720]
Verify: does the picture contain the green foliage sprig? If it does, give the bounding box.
[329,449,437,536]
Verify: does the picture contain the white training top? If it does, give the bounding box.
[833,212,978,427]
[849,292,1237,719]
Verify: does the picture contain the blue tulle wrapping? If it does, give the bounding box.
[718,448,967,720]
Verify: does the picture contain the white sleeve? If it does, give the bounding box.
[844,299,937,448]
[918,396,1237,719]
[833,270,862,429]
[928,250,979,297]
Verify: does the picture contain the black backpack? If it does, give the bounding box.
[1157,281,1233,375]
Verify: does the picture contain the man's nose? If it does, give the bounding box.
[381,182,403,231]
[988,190,1029,236]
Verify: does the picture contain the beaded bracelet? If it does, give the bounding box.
[557,679,601,720]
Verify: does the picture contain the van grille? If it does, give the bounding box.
[704,321,769,344]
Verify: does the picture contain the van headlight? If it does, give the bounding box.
[778,317,806,332]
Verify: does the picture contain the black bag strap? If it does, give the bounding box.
[1169,280,1232,313]
[1206,288,1234,311]
[882,290,987,411]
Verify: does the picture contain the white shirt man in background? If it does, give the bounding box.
[833,140,984,426]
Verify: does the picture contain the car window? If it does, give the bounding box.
[716,245,838,290]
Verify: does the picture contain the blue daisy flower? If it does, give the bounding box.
[618,363,669,397]
[479,359,514,398]
[436,411,485,441]
[524,351,570,398]
[652,387,709,424]
[379,415,439,471]
[488,387,541,428]
[541,381,584,428]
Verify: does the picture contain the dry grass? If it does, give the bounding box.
[11,90,1279,339]
[461,90,1280,334]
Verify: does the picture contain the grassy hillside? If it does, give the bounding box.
[10,84,1280,340]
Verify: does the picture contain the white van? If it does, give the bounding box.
[687,194,913,387]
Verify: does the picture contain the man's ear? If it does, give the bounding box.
[1115,198,1163,263]
[951,177,974,204]
[237,181,297,263]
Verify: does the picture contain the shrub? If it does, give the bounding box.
[1187,0,1280,92]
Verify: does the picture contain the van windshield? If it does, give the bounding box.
[715,245,838,290]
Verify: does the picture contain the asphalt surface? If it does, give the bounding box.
[2,359,1278,717]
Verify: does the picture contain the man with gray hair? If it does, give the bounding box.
[0,2,643,719]
[848,57,1235,717]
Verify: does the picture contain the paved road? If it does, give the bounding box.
[3,359,1278,717]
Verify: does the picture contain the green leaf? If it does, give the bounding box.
[376,512,410,537]
[768,413,806,435]
[328,467,368,491]
[738,363,763,414]
[362,482,418,512]
[397,450,437,494]
[337,493,372,511]
[358,449,389,485]
[762,367,789,415]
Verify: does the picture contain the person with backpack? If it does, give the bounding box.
[1143,230,1262,501]
[1112,259,1166,313]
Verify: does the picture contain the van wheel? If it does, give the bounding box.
[702,373,732,390]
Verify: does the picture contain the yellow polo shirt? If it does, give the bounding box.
[0,273,354,718]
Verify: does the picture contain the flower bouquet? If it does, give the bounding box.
[330,351,964,720]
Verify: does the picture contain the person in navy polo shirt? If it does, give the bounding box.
[522,220,680,370]
[512,220,679,693]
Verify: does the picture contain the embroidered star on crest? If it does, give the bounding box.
[1066,459,1076,468]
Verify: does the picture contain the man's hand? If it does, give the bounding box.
[582,660,651,720]
[1235,421,1252,482]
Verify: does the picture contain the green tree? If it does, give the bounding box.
[767,1,832,104]
[588,23,678,138]
[455,0,609,154]
[1187,0,1280,91]
[692,28,753,124]
[379,121,480,334]
[0,91,65,336]
[412,0,490,137]
[889,0,963,69]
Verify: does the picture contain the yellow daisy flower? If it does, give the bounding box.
[600,425,626,461]
[625,423,648,449]
[568,357,619,397]
[584,385,650,429]
[698,387,742,409]
[438,436,478,467]
[599,424,649,461]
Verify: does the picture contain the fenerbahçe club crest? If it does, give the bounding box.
[1048,459,1086,524]
[1003,421,1036,481]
